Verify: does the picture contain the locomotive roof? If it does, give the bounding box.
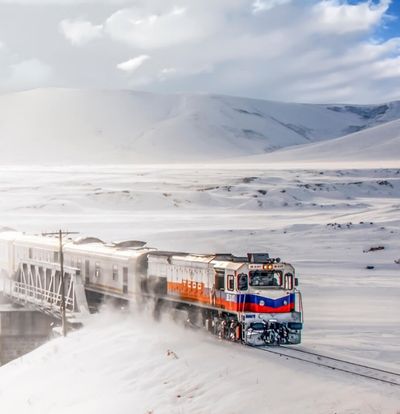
[212,260,245,271]
[173,254,216,264]
[148,251,247,269]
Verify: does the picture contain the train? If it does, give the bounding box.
[0,229,303,345]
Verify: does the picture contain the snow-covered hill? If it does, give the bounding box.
[249,118,400,165]
[0,88,399,163]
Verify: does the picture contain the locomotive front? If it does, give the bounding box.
[240,253,303,345]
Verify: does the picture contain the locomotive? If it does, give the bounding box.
[0,230,303,345]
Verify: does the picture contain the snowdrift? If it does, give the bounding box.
[0,310,398,414]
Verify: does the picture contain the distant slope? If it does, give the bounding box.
[248,119,400,164]
[0,88,399,163]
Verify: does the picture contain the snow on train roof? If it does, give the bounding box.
[173,254,216,264]
[0,231,151,258]
[0,231,59,247]
[0,230,25,241]
[212,260,245,271]
[66,241,151,258]
[74,236,105,245]
[148,252,246,269]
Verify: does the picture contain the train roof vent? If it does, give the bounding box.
[215,253,233,261]
[247,253,270,263]
[74,237,105,245]
[112,240,147,249]
[148,251,187,257]
[215,253,248,262]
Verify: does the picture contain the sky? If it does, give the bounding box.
[0,0,399,103]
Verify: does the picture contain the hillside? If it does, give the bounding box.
[0,88,399,164]
[249,118,400,165]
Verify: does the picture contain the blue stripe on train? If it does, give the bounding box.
[235,293,295,308]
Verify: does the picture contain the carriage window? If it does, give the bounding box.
[227,275,234,291]
[238,273,248,291]
[112,265,118,281]
[95,263,101,278]
[249,270,282,287]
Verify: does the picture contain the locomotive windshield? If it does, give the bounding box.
[249,270,282,287]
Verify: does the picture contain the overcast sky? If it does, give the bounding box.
[0,0,399,103]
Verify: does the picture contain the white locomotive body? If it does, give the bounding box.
[0,230,303,345]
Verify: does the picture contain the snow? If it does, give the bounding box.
[0,165,399,413]
[247,118,400,165]
[0,88,400,164]
[0,88,399,412]
[0,309,398,414]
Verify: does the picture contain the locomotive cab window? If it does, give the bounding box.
[227,275,234,291]
[249,270,282,288]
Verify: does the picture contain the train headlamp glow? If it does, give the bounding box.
[262,264,274,270]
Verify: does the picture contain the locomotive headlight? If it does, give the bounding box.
[262,264,274,270]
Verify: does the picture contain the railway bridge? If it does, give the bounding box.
[2,258,89,323]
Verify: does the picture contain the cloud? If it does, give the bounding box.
[97,0,398,102]
[252,0,292,14]
[104,4,219,49]
[5,59,52,89]
[312,0,391,33]
[1,0,399,103]
[117,55,150,72]
[0,0,126,3]
[59,19,103,46]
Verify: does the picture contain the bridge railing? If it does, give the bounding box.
[11,281,74,311]
[4,259,89,319]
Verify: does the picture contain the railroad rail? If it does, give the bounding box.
[256,345,400,387]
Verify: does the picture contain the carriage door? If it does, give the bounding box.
[214,268,225,307]
[85,260,90,284]
[123,267,128,294]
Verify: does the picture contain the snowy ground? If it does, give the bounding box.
[0,164,399,413]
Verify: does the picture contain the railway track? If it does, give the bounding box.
[257,345,400,387]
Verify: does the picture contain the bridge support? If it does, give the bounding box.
[0,302,54,365]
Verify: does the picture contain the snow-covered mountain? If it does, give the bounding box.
[249,118,400,164]
[0,88,399,163]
